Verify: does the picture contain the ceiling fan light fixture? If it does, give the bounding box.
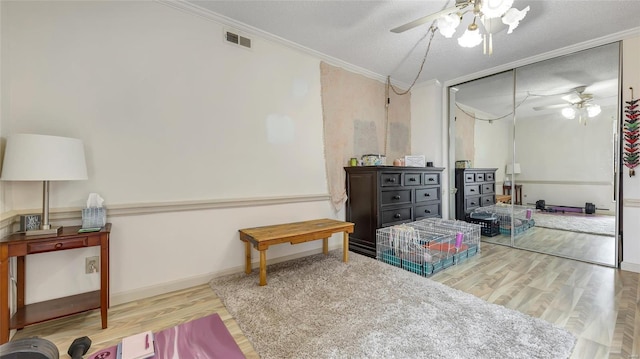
[437,13,461,38]
[502,6,530,34]
[562,107,576,119]
[587,104,601,117]
[481,0,514,18]
[458,27,483,47]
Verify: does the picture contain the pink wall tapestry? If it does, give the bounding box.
[320,62,411,211]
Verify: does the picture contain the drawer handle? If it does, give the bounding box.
[428,178,435,182]
[387,178,396,183]
[469,189,475,192]
[409,178,416,182]
[393,195,401,200]
[424,209,431,213]
[394,213,401,219]
[424,193,430,197]
[55,243,63,249]
[470,202,477,206]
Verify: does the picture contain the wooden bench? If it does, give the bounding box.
[238,218,354,286]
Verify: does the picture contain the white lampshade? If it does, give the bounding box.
[1,134,88,235]
[505,163,521,175]
[587,104,601,117]
[562,107,576,119]
[437,14,461,38]
[1,134,88,181]
[458,27,483,48]
[481,0,514,18]
[501,6,530,34]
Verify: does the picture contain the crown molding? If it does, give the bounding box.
[154,0,411,90]
[445,26,640,88]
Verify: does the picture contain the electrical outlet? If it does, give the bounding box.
[85,256,99,274]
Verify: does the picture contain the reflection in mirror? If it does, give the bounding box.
[512,43,619,266]
[450,42,619,267]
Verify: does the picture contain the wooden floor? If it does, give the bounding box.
[9,243,640,359]
[484,226,617,266]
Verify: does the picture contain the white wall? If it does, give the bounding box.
[621,35,640,272]
[514,108,617,209]
[473,109,511,184]
[411,80,448,216]
[1,1,344,308]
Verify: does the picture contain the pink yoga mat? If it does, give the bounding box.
[89,313,245,359]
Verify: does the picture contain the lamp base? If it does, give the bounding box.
[25,226,62,236]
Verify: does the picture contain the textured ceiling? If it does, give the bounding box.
[189,0,640,87]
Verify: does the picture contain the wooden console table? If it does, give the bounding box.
[0,224,111,344]
[239,219,354,286]
[503,184,523,205]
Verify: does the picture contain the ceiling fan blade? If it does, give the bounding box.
[390,1,472,33]
[562,92,583,104]
[533,104,570,111]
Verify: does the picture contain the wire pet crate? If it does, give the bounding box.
[376,219,482,276]
[407,218,482,263]
[472,204,535,235]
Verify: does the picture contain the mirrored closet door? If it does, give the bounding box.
[450,42,620,267]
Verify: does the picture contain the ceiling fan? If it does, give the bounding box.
[533,86,602,124]
[391,0,530,54]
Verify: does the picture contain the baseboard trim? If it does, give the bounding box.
[621,261,640,274]
[111,244,343,305]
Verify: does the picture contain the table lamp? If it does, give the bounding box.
[1,134,88,236]
[505,163,521,185]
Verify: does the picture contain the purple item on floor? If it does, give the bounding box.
[89,314,245,359]
[154,313,245,359]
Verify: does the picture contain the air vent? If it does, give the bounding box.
[225,30,252,49]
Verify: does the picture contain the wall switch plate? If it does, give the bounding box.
[85,256,99,274]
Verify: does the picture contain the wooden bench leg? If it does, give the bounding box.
[343,231,349,262]
[323,238,328,255]
[244,241,252,274]
[259,250,267,286]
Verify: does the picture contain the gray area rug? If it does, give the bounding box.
[534,212,615,236]
[210,251,576,359]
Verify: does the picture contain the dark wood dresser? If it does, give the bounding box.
[344,166,445,258]
[454,168,498,220]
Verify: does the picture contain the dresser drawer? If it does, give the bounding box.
[27,237,88,254]
[381,173,401,187]
[403,173,422,186]
[415,204,440,218]
[464,185,480,196]
[381,190,411,206]
[381,207,412,225]
[481,183,495,194]
[464,173,475,183]
[481,195,495,206]
[415,188,440,202]
[485,172,495,181]
[424,173,440,185]
[465,197,481,210]
[475,173,485,182]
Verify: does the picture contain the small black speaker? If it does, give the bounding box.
[535,200,546,210]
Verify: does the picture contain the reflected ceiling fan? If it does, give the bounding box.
[391,0,530,54]
[533,86,602,124]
